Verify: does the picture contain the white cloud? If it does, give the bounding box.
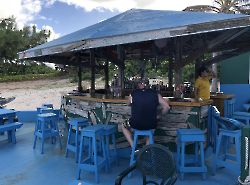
[0,0,214,39]
[42,25,61,41]
[0,0,42,28]
[55,0,214,12]
[0,0,214,27]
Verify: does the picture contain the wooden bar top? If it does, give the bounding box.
[168,99,213,107]
[210,93,234,99]
[67,94,128,104]
[66,94,213,107]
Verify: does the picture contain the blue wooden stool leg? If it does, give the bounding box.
[102,135,108,172]
[65,125,72,158]
[149,133,154,144]
[235,134,241,171]
[195,142,199,164]
[75,128,79,162]
[92,134,100,183]
[177,141,180,171]
[214,133,223,173]
[77,135,84,180]
[180,142,185,180]
[130,133,138,165]
[105,135,110,169]
[112,133,118,165]
[11,129,16,144]
[200,142,206,179]
[33,135,37,149]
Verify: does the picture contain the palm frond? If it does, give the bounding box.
[183,5,220,13]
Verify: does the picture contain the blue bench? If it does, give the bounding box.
[0,122,23,144]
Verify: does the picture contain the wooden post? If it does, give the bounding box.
[104,60,109,94]
[168,56,173,91]
[117,45,125,97]
[77,64,83,92]
[195,57,202,79]
[174,38,183,86]
[90,49,95,96]
[139,49,146,79]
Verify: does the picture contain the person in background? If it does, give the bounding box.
[195,66,214,101]
[121,78,170,147]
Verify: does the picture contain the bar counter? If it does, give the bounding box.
[61,94,212,148]
[67,94,213,107]
[210,93,234,116]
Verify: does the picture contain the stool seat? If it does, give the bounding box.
[177,129,205,142]
[37,107,54,114]
[66,117,89,162]
[33,113,62,154]
[177,128,207,180]
[77,125,108,183]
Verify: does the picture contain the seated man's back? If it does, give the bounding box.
[130,89,159,130]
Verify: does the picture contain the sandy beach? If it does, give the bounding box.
[0,78,83,110]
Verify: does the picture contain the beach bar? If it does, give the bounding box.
[16,8,250,185]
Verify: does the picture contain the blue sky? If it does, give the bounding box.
[0,0,213,40]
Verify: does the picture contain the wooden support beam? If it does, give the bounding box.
[174,38,183,85]
[181,29,242,67]
[77,64,83,92]
[117,45,125,97]
[168,55,173,89]
[90,49,95,95]
[104,60,109,93]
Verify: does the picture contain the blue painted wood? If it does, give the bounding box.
[213,129,241,174]
[130,129,154,166]
[0,122,244,185]
[65,117,89,162]
[77,125,108,183]
[0,122,23,144]
[37,107,54,114]
[177,128,207,180]
[233,111,250,125]
[243,104,250,112]
[0,108,16,123]
[33,113,62,154]
[221,84,250,111]
[224,98,250,125]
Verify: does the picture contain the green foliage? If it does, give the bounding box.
[0,16,54,82]
[0,73,61,82]
[183,64,195,83]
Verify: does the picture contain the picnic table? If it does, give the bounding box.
[0,108,23,143]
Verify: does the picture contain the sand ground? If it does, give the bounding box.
[0,78,86,110]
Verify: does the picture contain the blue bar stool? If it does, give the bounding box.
[177,128,207,180]
[65,118,89,162]
[77,125,108,183]
[130,129,154,166]
[93,124,118,168]
[103,124,118,167]
[213,129,241,174]
[33,113,62,154]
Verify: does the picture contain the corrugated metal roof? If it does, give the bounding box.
[19,8,250,59]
